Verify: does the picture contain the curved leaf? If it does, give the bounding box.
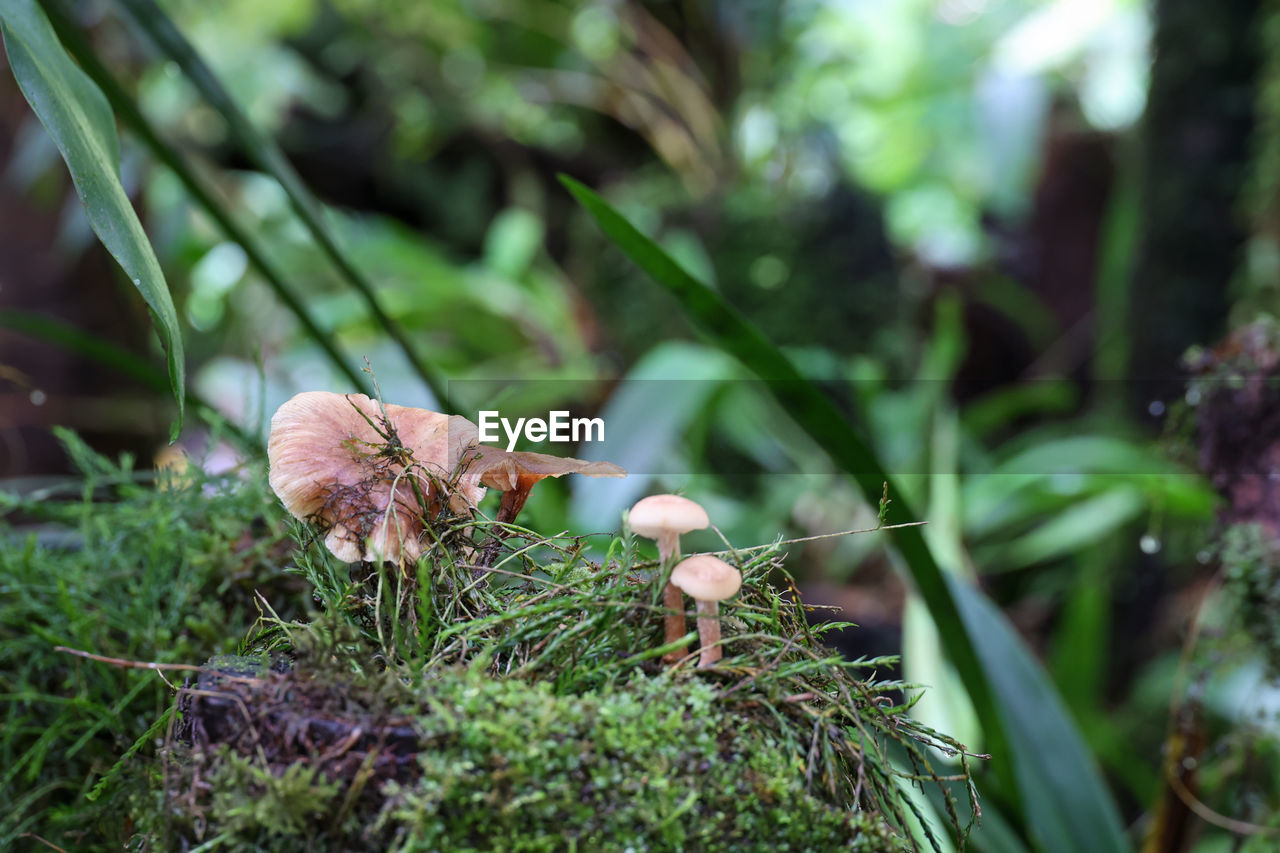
[949,576,1129,853]
[0,0,184,436]
[39,0,373,398]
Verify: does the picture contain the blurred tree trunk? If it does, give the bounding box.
[1129,0,1263,402]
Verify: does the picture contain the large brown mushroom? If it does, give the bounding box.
[268,392,626,565]
[268,391,484,565]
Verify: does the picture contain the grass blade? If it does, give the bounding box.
[1,0,184,436]
[562,175,1133,852]
[113,0,452,409]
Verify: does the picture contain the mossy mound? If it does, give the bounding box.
[127,527,976,851]
[139,656,903,851]
[121,406,976,851]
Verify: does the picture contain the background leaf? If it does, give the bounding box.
[39,0,373,398]
[949,576,1130,853]
[0,0,184,435]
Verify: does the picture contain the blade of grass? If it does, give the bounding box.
[1,0,184,437]
[562,175,1132,852]
[41,0,371,398]
[111,0,453,410]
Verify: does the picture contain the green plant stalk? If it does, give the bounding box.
[43,0,371,397]
[110,0,454,410]
[1092,132,1141,415]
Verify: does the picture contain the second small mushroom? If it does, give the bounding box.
[669,555,741,667]
[628,494,709,663]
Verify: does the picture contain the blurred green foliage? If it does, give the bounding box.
[3,0,1280,849]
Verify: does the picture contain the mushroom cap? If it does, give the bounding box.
[628,494,709,540]
[669,555,741,601]
[461,446,626,493]
[267,391,485,564]
[459,445,626,523]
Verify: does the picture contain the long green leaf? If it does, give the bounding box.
[113,0,451,410]
[41,0,372,398]
[562,175,1132,852]
[0,0,184,436]
[560,172,1009,768]
[949,577,1129,853]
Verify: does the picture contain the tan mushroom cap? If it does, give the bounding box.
[268,391,485,564]
[629,494,710,540]
[461,445,626,523]
[269,391,629,559]
[669,555,742,601]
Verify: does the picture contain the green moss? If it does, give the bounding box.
[2,429,974,851]
[139,668,901,851]
[0,430,307,849]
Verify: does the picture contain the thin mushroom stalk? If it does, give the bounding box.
[694,599,723,667]
[657,531,686,659]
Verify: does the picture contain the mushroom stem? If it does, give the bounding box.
[655,531,678,566]
[662,580,688,663]
[695,598,723,667]
[658,531,687,663]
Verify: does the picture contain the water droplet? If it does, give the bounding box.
[132,278,141,286]
[1147,400,1166,417]
[29,389,46,406]
[1185,387,1202,406]
[1139,534,1161,554]
[1196,550,1213,564]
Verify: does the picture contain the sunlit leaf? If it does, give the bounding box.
[982,487,1147,572]
[570,341,733,531]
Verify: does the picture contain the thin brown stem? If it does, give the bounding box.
[662,581,688,664]
[657,530,686,664]
[695,599,722,667]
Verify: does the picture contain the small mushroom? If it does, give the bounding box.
[268,391,484,564]
[669,555,741,667]
[628,495,709,663]
[461,446,626,524]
